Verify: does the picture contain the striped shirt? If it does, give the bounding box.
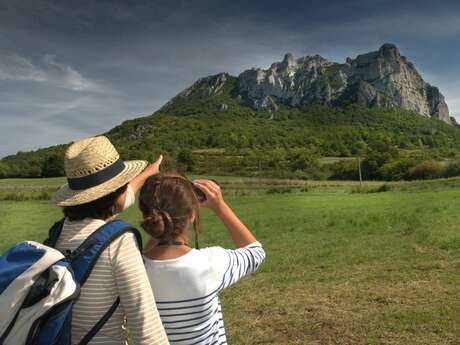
[144,241,265,344]
[55,217,169,345]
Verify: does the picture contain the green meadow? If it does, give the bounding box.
[2,177,460,344]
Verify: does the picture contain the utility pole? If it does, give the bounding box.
[358,157,363,186]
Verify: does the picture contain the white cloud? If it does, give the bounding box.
[42,54,96,91]
[0,54,99,91]
[0,55,47,82]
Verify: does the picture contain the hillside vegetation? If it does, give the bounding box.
[2,74,460,181]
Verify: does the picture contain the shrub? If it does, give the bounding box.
[177,149,196,172]
[35,191,51,200]
[374,184,391,192]
[327,159,359,180]
[379,159,417,181]
[444,161,460,178]
[408,160,445,180]
[2,193,28,201]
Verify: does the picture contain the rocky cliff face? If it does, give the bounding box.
[172,44,451,124]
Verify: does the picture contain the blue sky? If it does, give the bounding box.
[0,0,459,157]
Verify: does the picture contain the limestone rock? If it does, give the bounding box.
[235,43,451,124]
[128,124,153,141]
[169,44,451,124]
[173,73,229,99]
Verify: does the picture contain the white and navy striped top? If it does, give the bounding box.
[144,241,265,344]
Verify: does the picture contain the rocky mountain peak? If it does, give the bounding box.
[175,73,228,99]
[172,44,451,124]
[282,52,295,66]
[379,43,400,59]
[237,44,451,123]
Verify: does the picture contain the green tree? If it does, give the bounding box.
[287,148,322,178]
[42,155,64,177]
[177,149,196,172]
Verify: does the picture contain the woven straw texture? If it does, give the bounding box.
[51,136,147,206]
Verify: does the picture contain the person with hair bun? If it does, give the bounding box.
[139,169,266,345]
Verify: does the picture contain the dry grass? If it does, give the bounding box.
[222,259,460,344]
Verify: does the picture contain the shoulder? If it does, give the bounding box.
[201,242,263,254]
[197,245,228,260]
[108,230,142,263]
[198,242,264,259]
[195,246,232,274]
[110,231,139,247]
[103,220,141,247]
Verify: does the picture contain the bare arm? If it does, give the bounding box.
[193,180,256,248]
[129,155,163,194]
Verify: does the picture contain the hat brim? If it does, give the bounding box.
[51,160,148,206]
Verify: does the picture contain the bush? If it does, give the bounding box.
[35,191,51,200]
[444,161,460,178]
[408,160,445,180]
[2,193,28,201]
[176,149,196,172]
[286,148,324,179]
[373,184,391,193]
[379,159,417,181]
[327,159,359,180]
[351,183,391,193]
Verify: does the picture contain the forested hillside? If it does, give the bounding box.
[2,101,460,181]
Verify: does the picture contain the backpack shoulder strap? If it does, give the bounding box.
[43,218,66,248]
[69,219,142,286]
[77,298,120,345]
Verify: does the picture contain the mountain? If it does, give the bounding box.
[171,43,451,124]
[2,43,460,181]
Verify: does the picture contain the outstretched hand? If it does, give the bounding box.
[143,155,163,177]
[129,155,163,194]
[193,179,225,212]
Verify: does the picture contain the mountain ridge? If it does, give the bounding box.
[172,43,451,124]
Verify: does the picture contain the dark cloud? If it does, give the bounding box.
[0,0,459,157]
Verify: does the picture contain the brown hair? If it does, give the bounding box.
[139,169,201,247]
[63,184,128,221]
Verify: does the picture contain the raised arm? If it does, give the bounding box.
[193,179,256,248]
[129,155,163,194]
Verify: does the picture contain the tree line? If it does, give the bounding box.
[2,104,460,181]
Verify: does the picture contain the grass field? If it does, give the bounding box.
[2,177,460,344]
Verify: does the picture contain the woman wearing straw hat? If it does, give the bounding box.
[50,136,169,345]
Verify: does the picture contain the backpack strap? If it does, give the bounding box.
[69,219,142,286]
[68,220,143,345]
[77,298,120,345]
[43,218,66,248]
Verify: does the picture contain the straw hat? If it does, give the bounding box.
[52,136,147,206]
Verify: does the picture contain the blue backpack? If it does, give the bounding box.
[0,219,142,345]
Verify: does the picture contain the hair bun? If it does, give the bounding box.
[141,209,174,239]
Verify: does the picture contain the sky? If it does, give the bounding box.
[0,0,460,157]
